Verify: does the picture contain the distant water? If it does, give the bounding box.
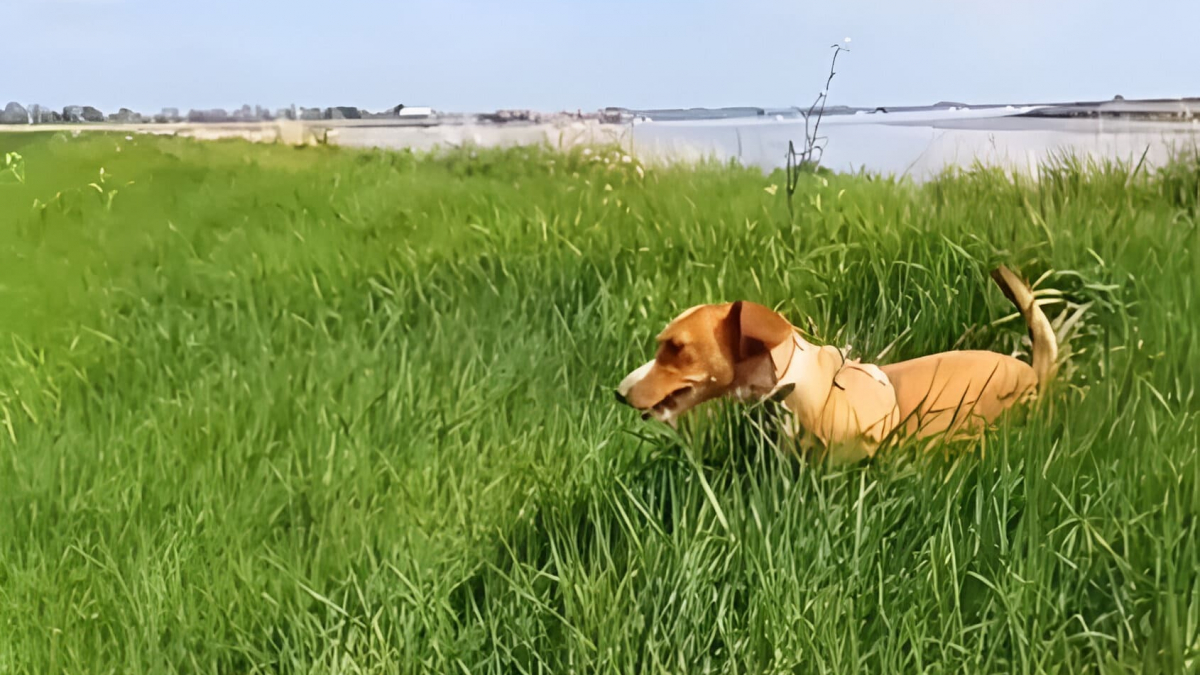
[628,108,1200,180]
[314,102,1200,180]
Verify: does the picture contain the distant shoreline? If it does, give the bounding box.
[2,96,1199,130]
[0,118,633,155]
[4,101,1198,181]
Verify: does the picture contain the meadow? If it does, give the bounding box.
[0,131,1197,673]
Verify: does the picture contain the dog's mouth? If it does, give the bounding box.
[642,386,694,421]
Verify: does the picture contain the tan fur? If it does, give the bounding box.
[616,267,1057,458]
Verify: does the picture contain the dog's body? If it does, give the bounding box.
[616,267,1057,460]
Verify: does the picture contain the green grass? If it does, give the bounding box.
[0,131,1197,673]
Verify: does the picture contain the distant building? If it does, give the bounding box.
[231,104,255,121]
[63,105,104,122]
[325,106,362,120]
[109,108,143,123]
[0,102,30,124]
[601,107,631,124]
[29,104,61,124]
[187,108,232,123]
[226,104,272,121]
[480,109,537,123]
[395,104,433,118]
[156,108,181,123]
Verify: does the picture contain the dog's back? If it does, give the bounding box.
[881,350,1037,437]
[880,266,1057,439]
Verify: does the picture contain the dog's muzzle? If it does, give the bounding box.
[614,387,656,419]
[616,360,654,406]
[616,360,696,422]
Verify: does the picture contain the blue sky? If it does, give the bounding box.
[4,0,1198,113]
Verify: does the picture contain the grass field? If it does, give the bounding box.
[1,131,1198,673]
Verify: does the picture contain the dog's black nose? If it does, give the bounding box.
[614,390,629,406]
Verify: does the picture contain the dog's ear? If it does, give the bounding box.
[726,301,796,396]
[729,301,794,361]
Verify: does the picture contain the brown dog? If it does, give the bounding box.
[615,267,1057,461]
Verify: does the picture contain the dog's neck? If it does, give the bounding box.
[773,334,843,431]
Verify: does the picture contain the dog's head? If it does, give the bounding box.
[615,301,797,423]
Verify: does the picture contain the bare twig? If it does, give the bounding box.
[786,44,849,217]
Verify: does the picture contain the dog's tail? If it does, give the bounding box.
[991,266,1058,391]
